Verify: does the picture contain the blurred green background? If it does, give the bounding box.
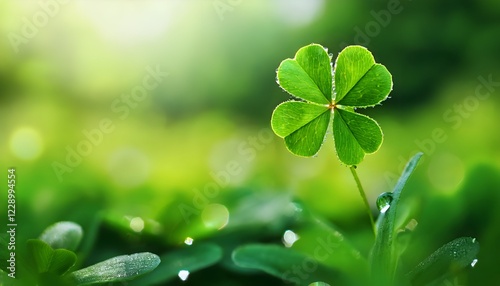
[1,0,500,285]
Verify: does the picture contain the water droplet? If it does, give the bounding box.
[282,230,300,247]
[201,204,229,230]
[184,237,193,245]
[376,192,393,213]
[471,258,478,267]
[9,127,43,160]
[178,270,189,281]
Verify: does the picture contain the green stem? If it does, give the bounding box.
[349,166,375,235]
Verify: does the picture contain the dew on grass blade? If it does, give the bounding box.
[282,230,300,248]
[71,252,160,284]
[408,237,480,285]
[471,258,478,267]
[178,270,189,281]
[184,237,193,246]
[376,192,393,213]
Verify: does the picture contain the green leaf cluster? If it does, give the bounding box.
[271,44,392,165]
[1,221,161,285]
[0,218,230,286]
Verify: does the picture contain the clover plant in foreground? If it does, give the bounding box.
[232,44,480,285]
[271,44,392,230]
[271,44,391,165]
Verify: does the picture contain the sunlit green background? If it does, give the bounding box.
[1,0,500,285]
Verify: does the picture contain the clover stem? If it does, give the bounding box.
[349,166,376,235]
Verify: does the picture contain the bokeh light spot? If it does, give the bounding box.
[9,127,43,160]
[184,237,194,245]
[273,0,325,26]
[129,217,144,232]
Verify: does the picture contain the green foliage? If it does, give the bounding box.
[27,239,77,275]
[265,44,479,285]
[408,237,480,285]
[308,282,331,286]
[70,252,160,285]
[370,152,423,283]
[271,44,392,165]
[1,221,161,285]
[1,3,497,285]
[129,243,223,285]
[231,153,479,285]
[232,244,341,285]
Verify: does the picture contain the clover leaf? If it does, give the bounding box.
[271,44,392,165]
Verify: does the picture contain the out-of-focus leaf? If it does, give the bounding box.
[233,244,348,285]
[129,243,222,285]
[287,201,368,281]
[39,221,83,252]
[308,282,331,286]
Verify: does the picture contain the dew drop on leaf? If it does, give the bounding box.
[471,258,478,267]
[376,192,393,213]
[282,230,300,248]
[184,237,194,246]
[178,269,190,281]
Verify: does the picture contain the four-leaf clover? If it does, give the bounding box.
[271,44,393,165]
